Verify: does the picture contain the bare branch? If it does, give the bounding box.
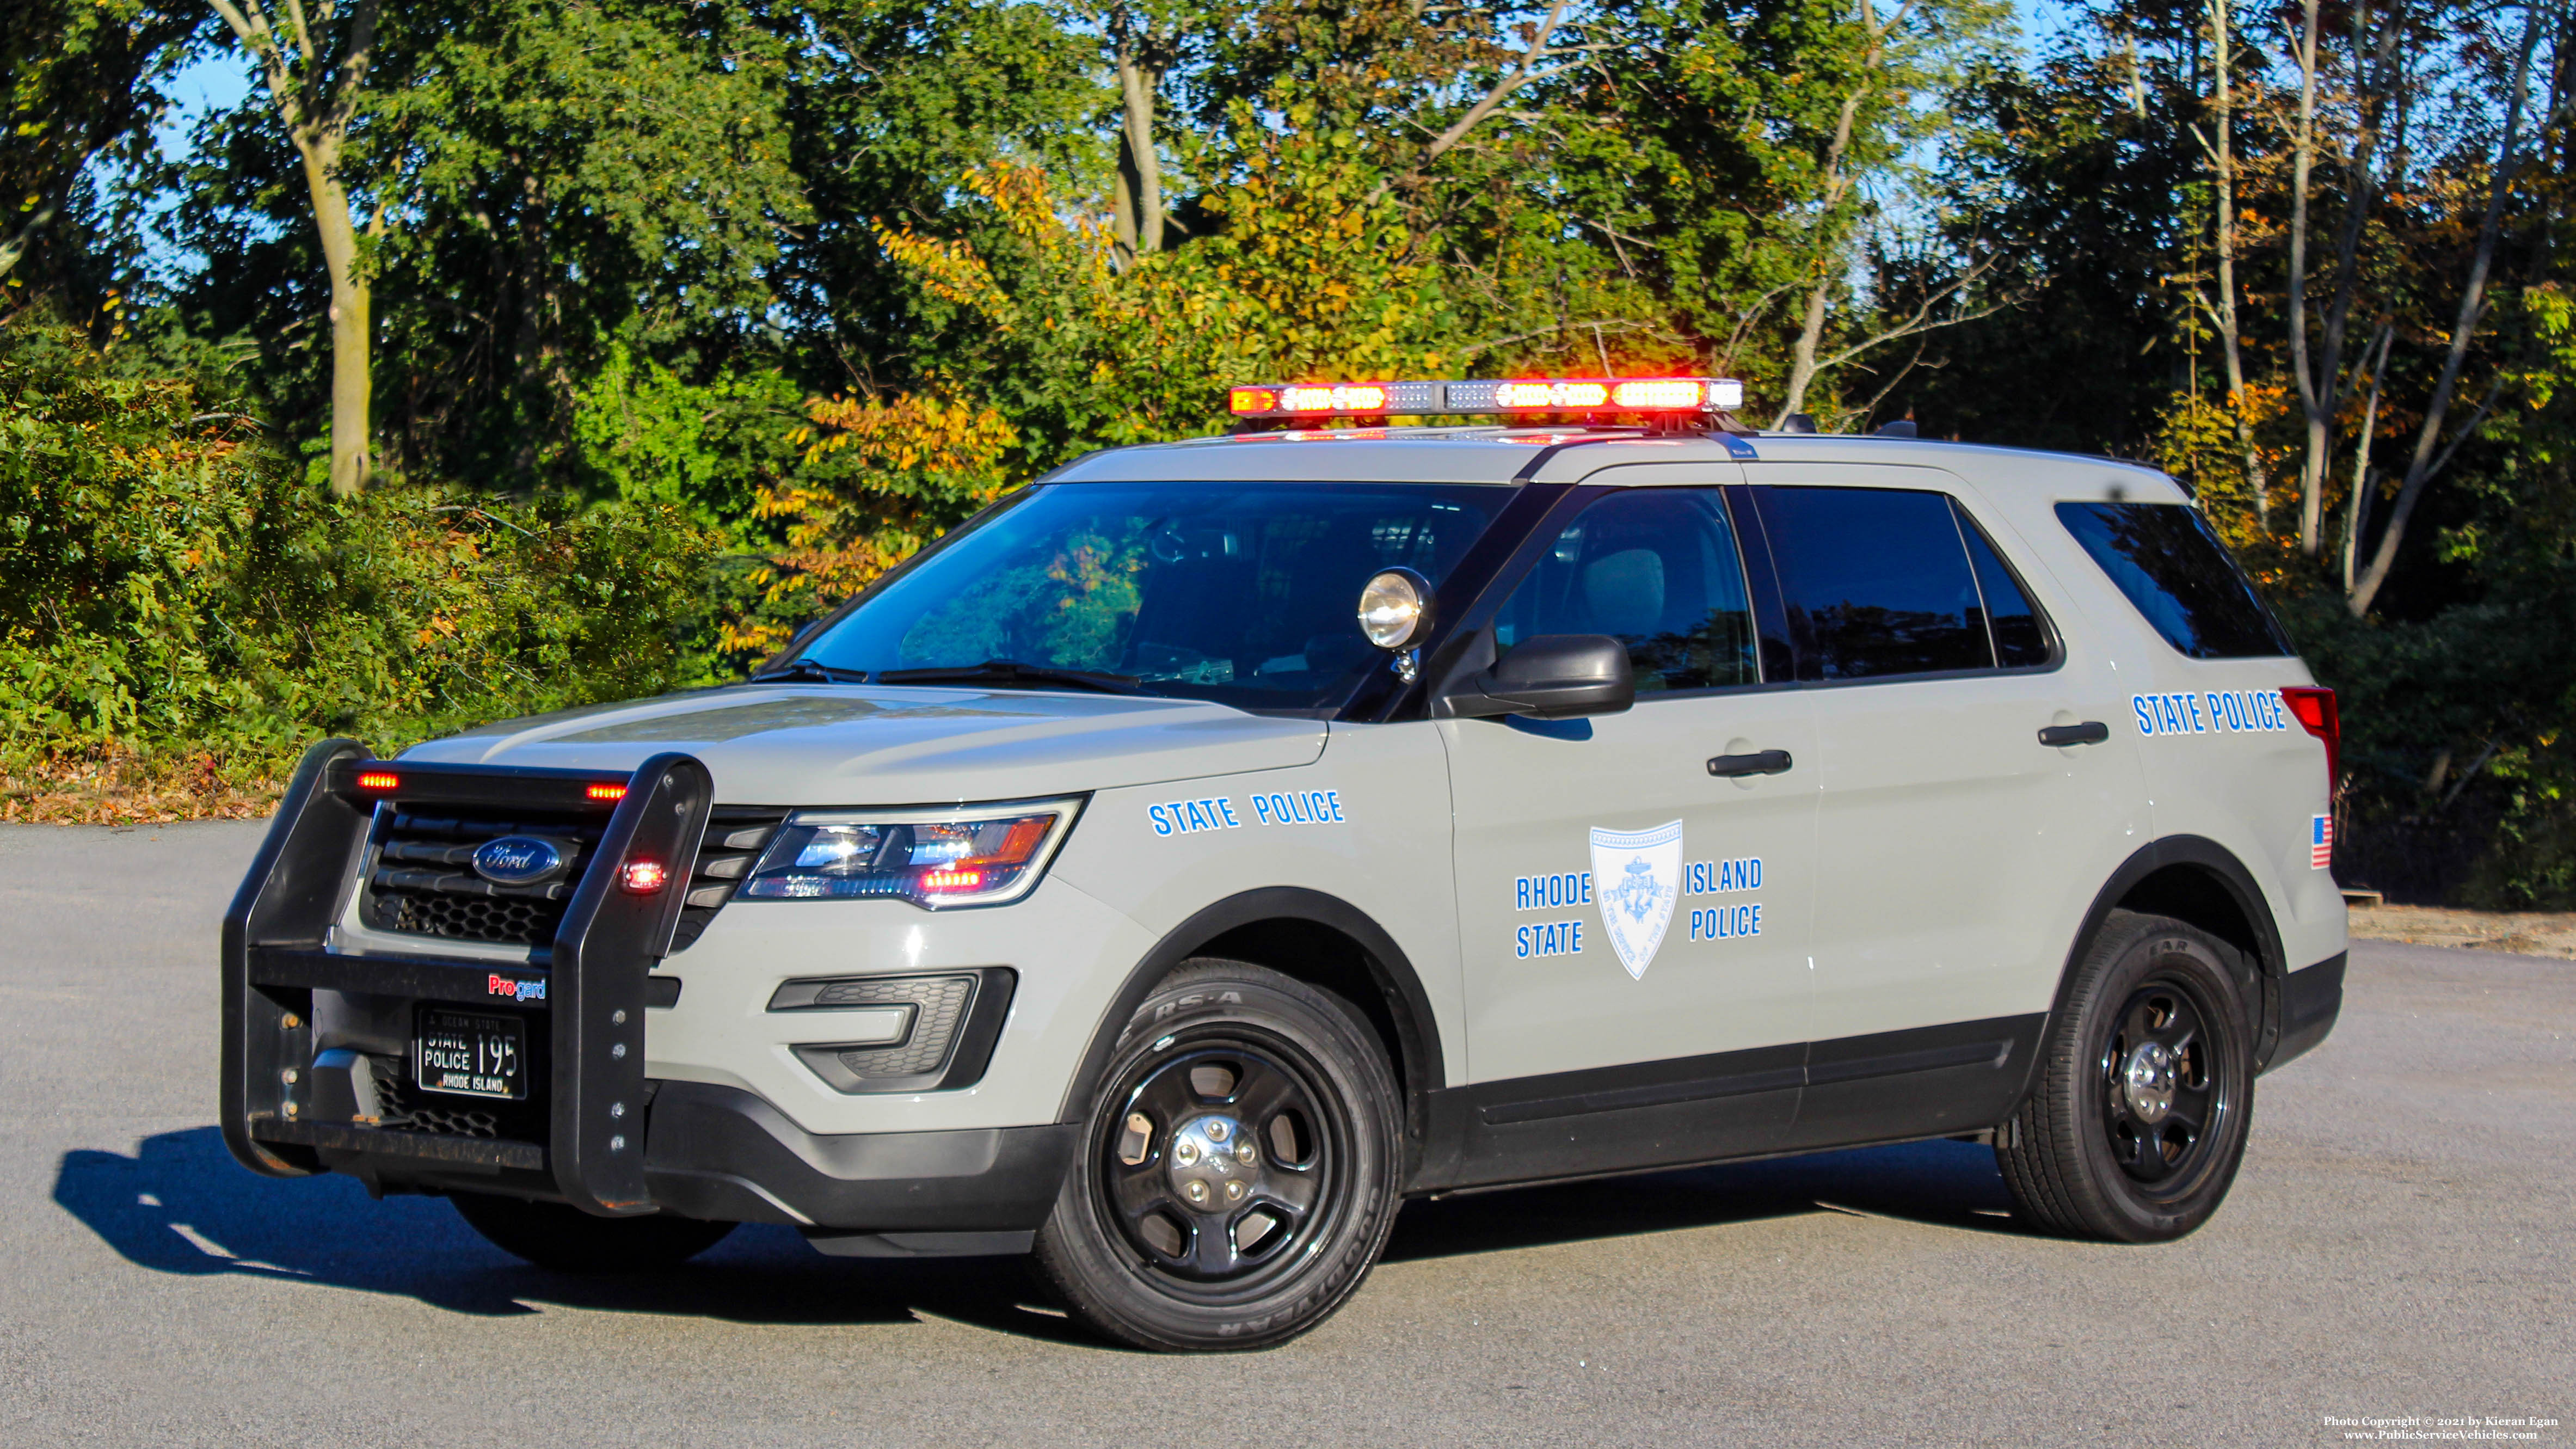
[1809,251,2011,377]
[1421,0,1575,167]
[2417,376,2505,489]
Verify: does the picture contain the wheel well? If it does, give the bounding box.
[1195,918,1417,1090]
[2116,864,2267,979]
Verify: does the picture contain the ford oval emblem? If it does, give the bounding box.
[471,835,568,886]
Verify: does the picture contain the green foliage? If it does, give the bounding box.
[0,319,718,789]
[6,0,2566,887]
[571,338,807,531]
[0,0,196,303]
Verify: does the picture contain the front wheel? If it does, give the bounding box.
[451,1191,735,1273]
[1032,961,1404,1352]
[1997,910,2258,1242]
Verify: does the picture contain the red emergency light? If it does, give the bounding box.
[1225,376,1745,421]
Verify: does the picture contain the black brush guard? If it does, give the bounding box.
[221,739,715,1217]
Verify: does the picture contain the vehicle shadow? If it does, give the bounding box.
[50,1126,1085,1340]
[56,1127,2028,1344]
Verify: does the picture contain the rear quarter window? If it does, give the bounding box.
[2055,502,2292,659]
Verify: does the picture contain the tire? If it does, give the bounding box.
[1997,909,2258,1242]
[451,1192,735,1273]
[1031,960,1404,1352]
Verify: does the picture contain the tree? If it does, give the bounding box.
[205,0,385,495]
[2347,0,2557,617]
[1,0,198,300]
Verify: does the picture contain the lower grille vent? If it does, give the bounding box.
[367,1052,546,1143]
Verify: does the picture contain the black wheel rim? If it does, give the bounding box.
[2097,971,2235,1190]
[1093,1030,1349,1300]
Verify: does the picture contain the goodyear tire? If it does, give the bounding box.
[450,1192,735,1273]
[1032,960,1404,1352]
[1997,910,2257,1242]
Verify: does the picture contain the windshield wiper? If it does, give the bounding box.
[876,659,1146,695]
[749,659,870,684]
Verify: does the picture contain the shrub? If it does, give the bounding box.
[1,320,718,819]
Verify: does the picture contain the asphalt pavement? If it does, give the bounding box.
[1,821,2567,1447]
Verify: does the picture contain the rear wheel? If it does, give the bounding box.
[451,1191,735,1273]
[1997,909,2257,1242]
[1032,961,1404,1352]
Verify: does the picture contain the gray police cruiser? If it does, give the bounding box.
[222,375,2347,1351]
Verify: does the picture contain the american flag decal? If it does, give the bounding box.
[2310,814,2334,870]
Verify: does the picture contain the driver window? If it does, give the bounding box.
[1492,488,1759,691]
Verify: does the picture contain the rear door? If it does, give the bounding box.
[1440,471,1817,1178]
[1740,465,2149,1145]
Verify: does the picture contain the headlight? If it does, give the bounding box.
[739,797,1081,908]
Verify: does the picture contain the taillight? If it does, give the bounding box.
[2282,686,2339,792]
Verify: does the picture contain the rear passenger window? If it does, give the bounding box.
[2055,502,2291,659]
[1754,487,1995,680]
[1493,488,1758,691]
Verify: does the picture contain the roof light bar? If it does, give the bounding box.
[1227,376,1745,421]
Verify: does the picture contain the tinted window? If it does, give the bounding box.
[800,481,1503,709]
[1956,504,2052,668]
[1755,487,1993,679]
[2055,502,2291,659]
[1494,488,1758,691]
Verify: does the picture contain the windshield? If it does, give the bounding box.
[794,481,1509,710]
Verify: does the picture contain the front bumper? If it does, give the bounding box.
[220,741,1077,1231]
[644,1082,1074,1230]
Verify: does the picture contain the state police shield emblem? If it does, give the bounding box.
[1590,820,1683,980]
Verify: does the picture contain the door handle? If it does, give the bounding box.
[2038,722,2110,747]
[1707,749,1793,777]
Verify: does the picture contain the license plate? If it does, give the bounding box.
[414,1008,526,1100]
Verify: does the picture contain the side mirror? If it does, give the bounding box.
[1443,634,1636,720]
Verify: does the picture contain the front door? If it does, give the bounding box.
[1440,476,1817,1178]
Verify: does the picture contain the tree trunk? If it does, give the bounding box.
[301,144,373,497]
[2208,0,2267,529]
[1775,2,1888,425]
[206,0,379,495]
[1111,41,1163,266]
[2347,2,2545,618]
[0,202,60,284]
[2340,322,2391,593]
[2283,0,2327,555]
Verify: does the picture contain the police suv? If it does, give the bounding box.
[223,376,2347,1351]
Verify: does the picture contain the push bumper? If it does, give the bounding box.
[222,739,1069,1233]
[2265,950,2345,1071]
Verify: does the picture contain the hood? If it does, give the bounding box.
[396,685,1327,805]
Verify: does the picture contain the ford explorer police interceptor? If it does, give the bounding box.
[222,376,2348,1351]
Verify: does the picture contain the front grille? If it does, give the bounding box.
[358,792,783,953]
[362,807,608,948]
[673,807,789,951]
[366,1052,548,1143]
